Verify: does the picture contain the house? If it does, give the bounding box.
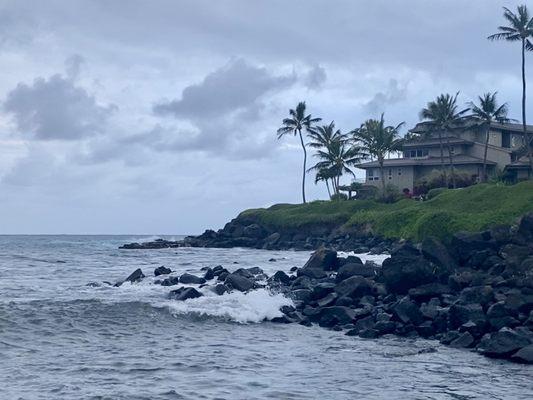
[357,118,533,193]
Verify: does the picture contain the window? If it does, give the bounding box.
[388,169,392,179]
[368,169,379,181]
[398,168,402,176]
[406,148,428,158]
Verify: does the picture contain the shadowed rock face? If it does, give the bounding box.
[113,212,533,365]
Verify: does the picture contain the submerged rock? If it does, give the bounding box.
[179,273,206,285]
[115,268,145,286]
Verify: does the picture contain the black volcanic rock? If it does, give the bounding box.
[168,287,203,301]
[154,266,172,276]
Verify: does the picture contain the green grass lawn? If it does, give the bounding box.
[239,181,533,242]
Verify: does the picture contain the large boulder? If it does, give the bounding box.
[380,244,437,293]
[336,262,376,282]
[302,248,338,271]
[392,296,423,326]
[511,344,533,364]
[225,273,254,292]
[268,270,291,285]
[477,328,531,359]
[179,273,206,285]
[420,237,457,271]
[168,287,203,301]
[451,231,493,264]
[457,286,494,307]
[334,275,374,299]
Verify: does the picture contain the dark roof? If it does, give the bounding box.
[410,118,533,135]
[403,136,472,148]
[505,157,532,170]
[357,155,496,168]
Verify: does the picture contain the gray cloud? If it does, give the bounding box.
[364,79,407,116]
[304,64,327,90]
[3,72,116,140]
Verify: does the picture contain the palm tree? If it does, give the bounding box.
[308,138,364,196]
[308,121,349,192]
[352,114,404,194]
[277,102,321,203]
[468,92,511,182]
[420,93,469,188]
[314,167,334,198]
[488,5,533,176]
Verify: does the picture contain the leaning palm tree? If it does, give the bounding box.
[420,93,469,188]
[352,114,404,194]
[308,138,364,196]
[277,102,321,203]
[488,5,533,176]
[468,92,511,182]
[314,167,334,198]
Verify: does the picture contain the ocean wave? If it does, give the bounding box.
[161,289,293,324]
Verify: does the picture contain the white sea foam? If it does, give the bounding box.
[338,251,390,265]
[162,289,293,324]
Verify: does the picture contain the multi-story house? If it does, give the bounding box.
[357,118,532,193]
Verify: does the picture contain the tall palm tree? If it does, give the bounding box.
[308,138,364,196]
[277,102,321,203]
[420,93,469,188]
[352,114,404,194]
[468,92,511,182]
[488,5,533,176]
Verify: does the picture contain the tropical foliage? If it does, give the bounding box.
[488,5,533,175]
[468,92,511,182]
[419,93,469,188]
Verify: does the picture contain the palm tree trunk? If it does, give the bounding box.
[379,159,385,195]
[482,123,490,182]
[522,39,533,179]
[446,135,456,189]
[325,180,331,199]
[438,130,447,186]
[298,129,307,203]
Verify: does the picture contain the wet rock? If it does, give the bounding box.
[311,282,336,300]
[242,223,266,239]
[381,245,437,293]
[335,296,354,307]
[154,266,172,276]
[115,268,145,286]
[450,332,475,348]
[334,275,374,299]
[338,255,363,267]
[500,244,530,270]
[420,298,441,320]
[375,320,396,334]
[264,232,281,245]
[269,271,291,285]
[318,306,356,327]
[477,328,532,359]
[487,302,520,330]
[408,283,451,302]
[451,231,493,264]
[511,344,533,364]
[440,330,461,345]
[225,273,254,292]
[302,247,338,271]
[358,329,379,338]
[420,237,457,270]
[212,284,228,296]
[212,265,228,276]
[517,212,533,242]
[291,289,312,303]
[203,268,215,280]
[392,297,423,326]
[448,303,486,329]
[179,273,206,285]
[246,267,264,276]
[457,286,494,307]
[168,287,203,301]
[336,262,376,282]
[317,292,338,308]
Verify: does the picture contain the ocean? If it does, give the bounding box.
[0,235,531,399]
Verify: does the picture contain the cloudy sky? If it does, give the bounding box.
[0,0,530,234]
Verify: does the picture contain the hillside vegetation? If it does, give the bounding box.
[239,181,533,242]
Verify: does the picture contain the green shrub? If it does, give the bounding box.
[426,187,448,200]
[379,184,402,203]
[330,193,348,201]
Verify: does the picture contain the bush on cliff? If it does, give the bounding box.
[238,181,533,242]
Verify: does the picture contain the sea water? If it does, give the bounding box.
[0,235,531,399]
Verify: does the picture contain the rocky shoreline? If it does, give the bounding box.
[114,213,533,364]
[120,217,393,253]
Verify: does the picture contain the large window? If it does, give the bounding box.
[404,148,428,158]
